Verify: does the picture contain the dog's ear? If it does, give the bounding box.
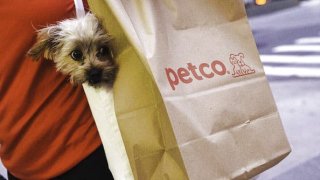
[28,26,61,61]
[229,54,236,64]
[238,53,244,59]
[93,14,113,42]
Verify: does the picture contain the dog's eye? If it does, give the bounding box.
[70,50,83,61]
[96,46,110,58]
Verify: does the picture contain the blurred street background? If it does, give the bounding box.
[247,0,320,179]
[0,0,319,179]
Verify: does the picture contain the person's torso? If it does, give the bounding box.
[0,0,101,178]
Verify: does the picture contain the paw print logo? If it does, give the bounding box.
[229,53,255,78]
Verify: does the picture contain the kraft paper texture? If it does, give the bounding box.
[87,0,291,179]
[88,1,188,179]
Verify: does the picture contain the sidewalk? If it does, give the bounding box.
[256,78,320,179]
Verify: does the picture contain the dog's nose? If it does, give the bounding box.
[87,68,102,84]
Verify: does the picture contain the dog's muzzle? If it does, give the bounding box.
[87,68,102,85]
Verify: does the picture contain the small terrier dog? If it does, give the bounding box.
[28,13,118,87]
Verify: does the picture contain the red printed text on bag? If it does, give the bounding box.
[165,53,255,91]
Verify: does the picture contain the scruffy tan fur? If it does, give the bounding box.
[28,13,117,87]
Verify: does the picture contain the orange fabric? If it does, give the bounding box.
[0,0,102,179]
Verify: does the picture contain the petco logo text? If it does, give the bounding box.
[165,60,226,91]
[165,53,255,91]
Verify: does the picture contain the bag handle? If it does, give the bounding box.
[74,0,85,18]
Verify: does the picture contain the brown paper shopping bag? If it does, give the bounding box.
[87,0,291,179]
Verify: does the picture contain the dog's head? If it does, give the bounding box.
[229,53,245,66]
[229,54,238,65]
[28,13,117,87]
